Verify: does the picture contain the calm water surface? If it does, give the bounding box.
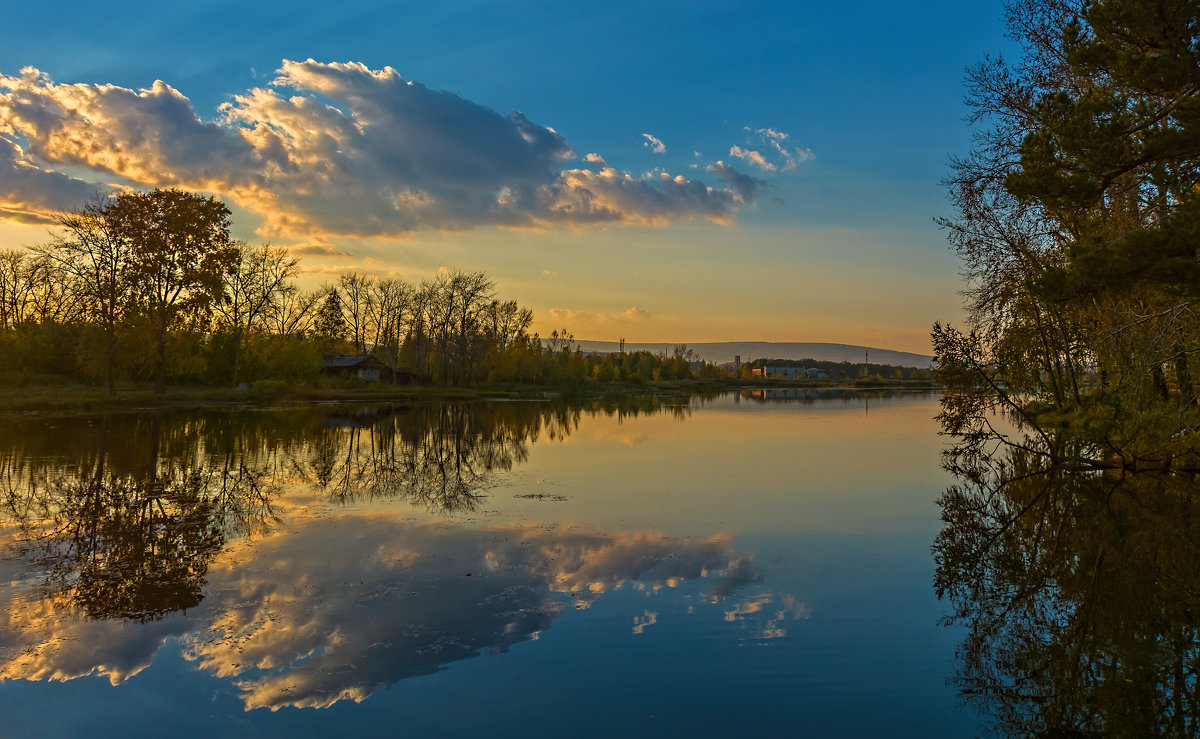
[0,391,980,736]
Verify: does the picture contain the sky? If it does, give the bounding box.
[0,0,1011,354]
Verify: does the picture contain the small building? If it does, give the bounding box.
[322,354,388,382]
[805,368,829,380]
[757,366,807,380]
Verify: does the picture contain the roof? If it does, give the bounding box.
[323,354,384,369]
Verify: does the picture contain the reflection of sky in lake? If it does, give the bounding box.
[0,392,978,737]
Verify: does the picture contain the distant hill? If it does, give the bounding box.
[571,341,935,368]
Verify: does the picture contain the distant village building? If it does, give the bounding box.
[322,354,388,382]
[751,366,829,380]
[753,366,805,380]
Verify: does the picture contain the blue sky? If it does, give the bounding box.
[0,0,1011,352]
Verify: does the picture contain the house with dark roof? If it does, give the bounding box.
[322,354,388,382]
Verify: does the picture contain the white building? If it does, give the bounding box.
[753,366,807,380]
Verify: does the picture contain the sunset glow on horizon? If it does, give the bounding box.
[0,1,1008,355]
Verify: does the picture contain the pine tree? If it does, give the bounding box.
[312,289,346,353]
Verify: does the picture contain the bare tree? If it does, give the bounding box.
[447,271,495,385]
[263,287,321,339]
[366,278,413,382]
[338,273,374,353]
[214,243,301,385]
[32,201,130,393]
[0,249,83,331]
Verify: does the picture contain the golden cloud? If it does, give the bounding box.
[0,62,761,237]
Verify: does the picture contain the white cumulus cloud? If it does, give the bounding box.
[0,61,759,236]
[641,133,666,154]
[740,126,814,171]
[729,145,775,172]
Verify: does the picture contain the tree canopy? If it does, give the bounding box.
[938,0,1200,463]
[107,188,239,392]
[0,189,732,391]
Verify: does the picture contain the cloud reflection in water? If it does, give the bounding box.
[0,397,806,710]
[2,515,800,710]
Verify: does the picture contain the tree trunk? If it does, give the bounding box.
[1174,341,1193,403]
[231,329,243,387]
[154,323,168,394]
[1153,363,1170,402]
[104,321,116,395]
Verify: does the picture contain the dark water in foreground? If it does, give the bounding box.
[0,391,978,736]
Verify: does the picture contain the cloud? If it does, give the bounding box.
[584,152,607,166]
[753,127,788,141]
[0,62,755,235]
[291,243,351,257]
[0,136,105,224]
[641,133,666,154]
[729,145,775,172]
[739,126,814,171]
[548,308,592,323]
[300,262,404,278]
[620,306,652,320]
[705,161,767,204]
[537,168,755,226]
[548,306,654,325]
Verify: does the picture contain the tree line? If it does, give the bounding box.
[935,0,1200,464]
[741,357,935,381]
[0,188,732,392]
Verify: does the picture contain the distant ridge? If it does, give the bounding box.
[571,341,934,368]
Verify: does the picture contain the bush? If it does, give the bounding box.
[0,369,31,387]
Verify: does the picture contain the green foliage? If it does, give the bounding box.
[938,0,1200,461]
[253,336,323,383]
[312,289,346,347]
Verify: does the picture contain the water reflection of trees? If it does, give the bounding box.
[0,395,704,622]
[1,418,280,622]
[738,388,933,404]
[304,404,545,512]
[935,434,1200,737]
[0,394,809,706]
[299,394,708,511]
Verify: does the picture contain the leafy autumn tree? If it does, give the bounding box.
[106,189,238,393]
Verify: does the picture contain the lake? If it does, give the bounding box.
[0,390,982,736]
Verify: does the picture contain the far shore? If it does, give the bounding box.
[0,378,940,414]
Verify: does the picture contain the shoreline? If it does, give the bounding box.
[0,379,940,414]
